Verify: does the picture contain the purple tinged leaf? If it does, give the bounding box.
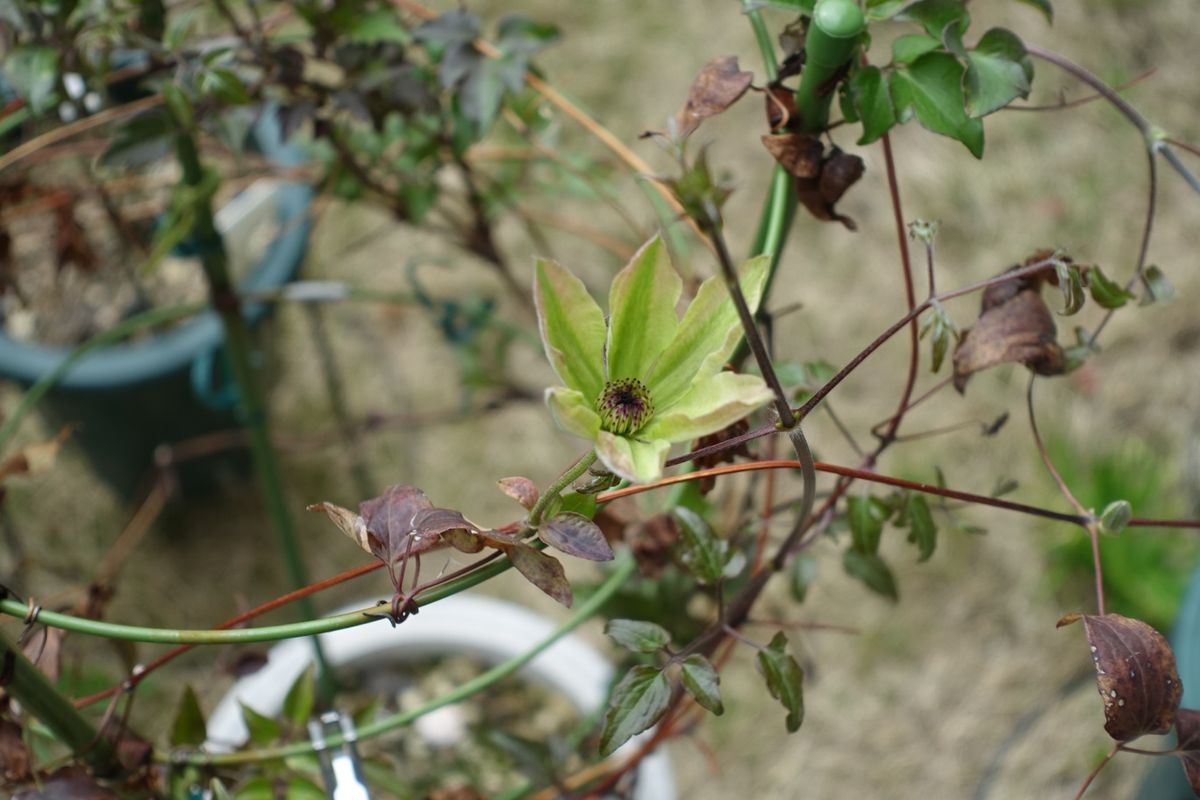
[359,485,435,563]
[506,543,572,607]
[599,665,671,756]
[498,476,540,510]
[1063,613,1182,741]
[538,513,614,562]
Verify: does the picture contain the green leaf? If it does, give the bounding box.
[347,9,412,43]
[607,237,681,384]
[605,619,671,653]
[413,10,480,45]
[673,507,728,585]
[239,703,280,747]
[680,654,724,715]
[843,548,899,600]
[170,686,207,747]
[285,777,326,800]
[533,257,607,402]
[6,45,59,113]
[965,28,1033,117]
[283,665,315,728]
[1012,0,1053,23]
[1055,261,1086,315]
[234,778,274,800]
[755,632,804,732]
[919,301,956,372]
[790,553,818,603]
[599,665,671,756]
[905,494,938,561]
[198,67,251,105]
[866,0,909,19]
[891,34,942,65]
[847,495,886,554]
[101,108,174,168]
[496,14,560,55]
[846,66,896,145]
[1099,500,1133,536]
[1140,265,1175,305]
[1088,266,1135,309]
[899,0,970,41]
[891,52,984,157]
[647,254,769,409]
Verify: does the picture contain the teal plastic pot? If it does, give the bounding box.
[0,112,311,497]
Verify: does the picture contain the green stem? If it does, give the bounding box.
[169,556,636,766]
[743,2,780,82]
[794,0,865,133]
[0,302,205,454]
[171,127,334,697]
[0,547,516,644]
[528,450,598,526]
[0,631,118,775]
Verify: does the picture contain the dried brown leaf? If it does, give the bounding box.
[764,84,797,131]
[23,626,64,684]
[537,513,614,562]
[0,426,74,483]
[306,501,372,556]
[0,718,31,783]
[819,149,865,205]
[628,513,681,577]
[675,55,753,138]
[1072,613,1182,741]
[497,477,539,510]
[444,528,485,554]
[761,133,824,179]
[506,543,572,607]
[952,288,1064,392]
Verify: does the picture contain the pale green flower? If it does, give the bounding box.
[533,236,774,483]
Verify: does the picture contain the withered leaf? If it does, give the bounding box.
[1063,613,1182,741]
[22,625,64,684]
[764,84,797,132]
[0,425,74,483]
[1173,708,1200,793]
[761,133,824,179]
[0,719,31,783]
[306,501,372,556]
[506,543,572,607]
[952,287,1064,392]
[537,512,614,562]
[674,55,754,138]
[819,149,865,205]
[497,477,539,510]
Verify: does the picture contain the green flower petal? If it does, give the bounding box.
[595,431,671,484]
[640,371,773,443]
[534,257,607,403]
[606,236,681,383]
[546,386,602,440]
[647,255,769,409]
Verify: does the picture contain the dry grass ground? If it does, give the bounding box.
[2,1,1198,798]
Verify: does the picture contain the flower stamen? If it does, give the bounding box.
[596,378,654,435]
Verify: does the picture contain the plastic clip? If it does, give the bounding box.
[308,711,371,800]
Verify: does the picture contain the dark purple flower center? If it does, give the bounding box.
[596,378,653,435]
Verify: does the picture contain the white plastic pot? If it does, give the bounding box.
[205,594,676,800]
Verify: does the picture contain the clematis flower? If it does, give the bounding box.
[533,236,774,483]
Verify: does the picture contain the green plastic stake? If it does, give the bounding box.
[795,0,866,133]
